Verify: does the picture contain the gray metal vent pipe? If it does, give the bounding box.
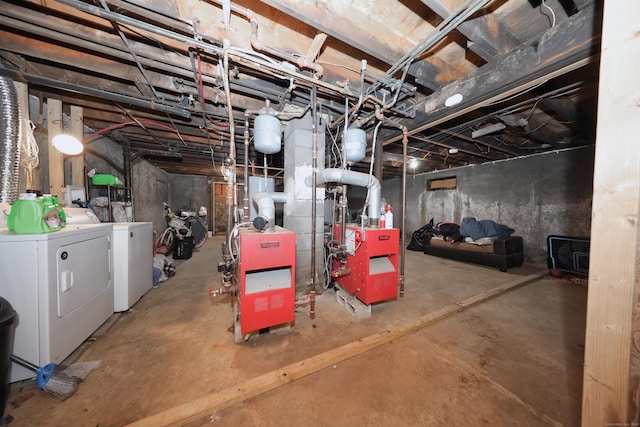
[252,192,289,224]
[308,168,381,222]
[0,76,22,203]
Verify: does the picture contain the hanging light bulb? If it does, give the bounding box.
[52,134,83,155]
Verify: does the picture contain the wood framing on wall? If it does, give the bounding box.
[581,1,640,424]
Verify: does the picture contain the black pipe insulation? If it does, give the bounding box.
[0,67,191,119]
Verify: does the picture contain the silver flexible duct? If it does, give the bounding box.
[0,76,22,204]
[308,168,381,222]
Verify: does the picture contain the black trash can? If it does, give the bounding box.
[173,236,194,260]
[0,297,16,419]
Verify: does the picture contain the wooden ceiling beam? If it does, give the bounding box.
[384,3,600,147]
[420,0,521,61]
[259,0,453,91]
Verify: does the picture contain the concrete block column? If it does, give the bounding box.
[283,113,325,296]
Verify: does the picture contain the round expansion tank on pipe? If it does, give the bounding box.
[344,128,366,163]
[254,109,281,154]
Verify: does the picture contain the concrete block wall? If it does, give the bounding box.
[383,146,595,266]
[284,113,325,296]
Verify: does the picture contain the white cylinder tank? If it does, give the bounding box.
[254,112,282,154]
[344,128,366,163]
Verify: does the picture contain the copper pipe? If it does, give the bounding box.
[400,130,408,297]
[373,106,408,297]
[331,267,352,279]
[310,85,318,319]
[243,114,250,222]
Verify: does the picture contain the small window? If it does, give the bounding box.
[428,176,457,190]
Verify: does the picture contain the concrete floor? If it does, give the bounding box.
[5,235,586,426]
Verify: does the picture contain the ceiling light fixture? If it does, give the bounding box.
[52,134,83,155]
[409,158,418,169]
[445,93,463,107]
[448,148,459,154]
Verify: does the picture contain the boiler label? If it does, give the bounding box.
[260,241,280,249]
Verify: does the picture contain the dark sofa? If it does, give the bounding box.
[422,234,524,272]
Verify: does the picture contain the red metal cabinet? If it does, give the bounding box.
[333,225,399,305]
[236,226,296,337]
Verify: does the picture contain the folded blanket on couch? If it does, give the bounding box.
[459,217,515,241]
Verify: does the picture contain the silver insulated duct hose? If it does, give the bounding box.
[0,76,22,204]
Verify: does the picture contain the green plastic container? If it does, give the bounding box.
[91,174,122,186]
[52,195,66,228]
[42,195,62,232]
[7,194,47,234]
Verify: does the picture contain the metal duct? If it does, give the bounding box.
[0,76,22,204]
[309,168,381,221]
[251,192,288,224]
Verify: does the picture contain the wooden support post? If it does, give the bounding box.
[47,98,64,197]
[127,272,545,427]
[70,105,84,188]
[581,1,640,425]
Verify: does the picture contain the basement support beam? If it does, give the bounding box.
[259,0,446,90]
[383,3,600,147]
[581,1,640,424]
[420,0,521,61]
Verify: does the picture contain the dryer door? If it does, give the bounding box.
[57,235,111,318]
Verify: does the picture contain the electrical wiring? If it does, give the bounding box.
[325,122,343,168]
[83,120,181,143]
[540,0,556,28]
[196,51,232,128]
[227,221,252,264]
[21,119,40,189]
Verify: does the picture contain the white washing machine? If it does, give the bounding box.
[112,222,153,312]
[0,224,113,382]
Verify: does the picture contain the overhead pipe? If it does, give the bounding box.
[0,76,21,204]
[130,149,182,161]
[308,168,381,226]
[247,11,324,77]
[221,38,239,240]
[374,106,408,297]
[242,114,250,222]
[122,140,132,202]
[0,66,190,119]
[310,86,318,319]
[206,0,324,77]
[58,0,349,99]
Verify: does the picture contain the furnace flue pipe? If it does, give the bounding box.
[251,192,288,226]
[308,168,382,225]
